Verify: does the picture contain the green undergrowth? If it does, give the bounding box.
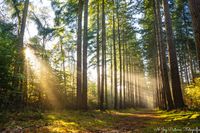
[0,110,119,132]
[0,109,200,132]
[185,77,200,109]
[143,110,200,132]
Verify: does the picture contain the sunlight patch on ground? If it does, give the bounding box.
[47,120,79,133]
[190,113,200,119]
[1,110,200,133]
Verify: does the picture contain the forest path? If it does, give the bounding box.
[0,109,200,133]
[100,109,200,133]
[98,109,163,132]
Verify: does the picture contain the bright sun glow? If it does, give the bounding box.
[24,47,60,108]
[24,47,32,59]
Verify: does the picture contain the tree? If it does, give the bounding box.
[188,0,200,69]
[13,0,29,106]
[116,0,122,109]
[100,0,106,110]
[76,0,83,109]
[0,21,17,109]
[96,0,101,108]
[153,0,174,110]
[163,0,185,108]
[82,0,89,110]
[112,0,118,110]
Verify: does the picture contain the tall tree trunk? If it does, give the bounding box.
[183,10,194,81]
[152,18,160,108]
[96,1,101,108]
[110,36,114,108]
[100,0,106,110]
[154,58,160,108]
[183,47,190,84]
[130,61,134,107]
[188,0,200,69]
[125,40,129,107]
[122,29,126,108]
[116,0,122,109]
[105,50,108,108]
[113,1,118,109]
[19,0,29,47]
[82,0,89,110]
[153,8,164,109]
[15,0,29,107]
[76,0,83,109]
[163,0,185,108]
[129,57,133,107]
[154,0,174,110]
[60,37,67,95]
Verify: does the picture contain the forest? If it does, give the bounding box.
[0,0,200,132]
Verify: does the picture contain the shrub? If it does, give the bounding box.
[185,77,200,109]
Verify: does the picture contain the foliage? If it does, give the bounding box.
[185,77,200,109]
[88,81,98,108]
[143,110,200,132]
[0,20,17,109]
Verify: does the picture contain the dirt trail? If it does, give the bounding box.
[2,110,164,133]
[96,110,163,133]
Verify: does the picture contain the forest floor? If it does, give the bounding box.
[0,108,200,133]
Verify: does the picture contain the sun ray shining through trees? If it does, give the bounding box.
[24,47,61,109]
[0,0,200,132]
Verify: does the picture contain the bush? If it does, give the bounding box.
[185,77,200,109]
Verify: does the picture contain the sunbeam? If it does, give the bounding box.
[24,47,61,109]
[108,70,156,109]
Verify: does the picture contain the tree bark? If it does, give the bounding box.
[163,0,185,108]
[183,9,194,82]
[116,0,122,109]
[82,0,89,110]
[60,37,67,95]
[112,0,118,110]
[100,0,106,110]
[96,1,101,108]
[154,0,174,110]
[113,0,118,109]
[76,0,83,109]
[105,47,108,108]
[122,29,126,108]
[188,0,200,69]
[14,0,29,107]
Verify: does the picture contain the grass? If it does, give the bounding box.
[0,109,200,132]
[143,110,200,132]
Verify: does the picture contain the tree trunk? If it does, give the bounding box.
[153,9,164,109]
[113,1,118,109]
[60,37,67,95]
[125,39,129,108]
[183,9,194,81]
[154,0,174,110]
[105,49,108,108]
[76,0,83,109]
[130,61,134,107]
[122,29,126,108]
[19,0,29,47]
[82,0,89,110]
[96,1,101,108]
[163,0,185,108]
[188,0,200,69]
[15,0,29,107]
[110,33,114,108]
[116,0,122,109]
[100,0,106,110]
